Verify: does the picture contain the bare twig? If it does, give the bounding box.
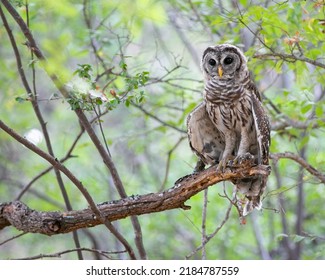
[271,118,324,131]
[82,0,110,75]
[131,103,187,134]
[254,52,325,69]
[0,232,27,246]
[168,11,201,69]
[159,137,186,191]
[186,200,234,259]
[14,247,127,260]
[301,231,325,241]
[187,0,214,40]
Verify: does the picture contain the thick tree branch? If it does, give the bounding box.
[0,163,270,235]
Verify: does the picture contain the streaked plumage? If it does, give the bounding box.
[187,44,270,216]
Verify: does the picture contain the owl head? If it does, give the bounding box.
[201,44,248,81]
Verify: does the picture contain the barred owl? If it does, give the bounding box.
[187,44,270,216]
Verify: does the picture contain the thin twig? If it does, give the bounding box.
[14,247,127,260]
[186,200,233,259]
[168,11,201,69]
[254,52,325,69]
[0,232,27,246]
[82,0,109,75]
[92,103,112,157]
[159,137,186,191]
[132,103,187,134]
[270,152,325,184]
[187,0,214,40]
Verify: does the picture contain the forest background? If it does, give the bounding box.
[0,0,324,260]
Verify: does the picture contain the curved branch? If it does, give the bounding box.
[271,118,325,131]
[253,52,325,69]
[0,163,270,235]
[270,152,325,184]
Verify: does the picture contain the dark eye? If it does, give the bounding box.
[208,58,216,66]
[224,56,233,65]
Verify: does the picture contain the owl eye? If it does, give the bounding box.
[224,56,233,65]
[208,59,216,66]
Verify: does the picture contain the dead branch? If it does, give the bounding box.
[0,163,270,236]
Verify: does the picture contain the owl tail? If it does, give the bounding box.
[243,197,262,216]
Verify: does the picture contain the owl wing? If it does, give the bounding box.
[237,91,271,216]
[251,92,270,165]
[187,102,224,171]
[239,91,270,216]
[247,75,262,101]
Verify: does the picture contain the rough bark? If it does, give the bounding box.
[0,163,270,236]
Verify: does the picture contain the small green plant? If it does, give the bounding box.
[66,63,148,111]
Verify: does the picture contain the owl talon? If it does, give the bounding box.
[216,157,233,172]
[233,153,255,167]
[193,160,206,173]
[216,160,226,172]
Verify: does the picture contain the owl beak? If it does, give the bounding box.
[218,66,223,77]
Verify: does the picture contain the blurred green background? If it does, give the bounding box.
[0,0,324,260]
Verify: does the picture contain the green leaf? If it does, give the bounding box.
[119,61,127,71]
[301,103,313,114]
[74,64,93,79]
[15,97,27,103]
[276,233,289,241]
[292,235,305,243]
[299,134,310,148]
[315,104,324,118]
[125,99,130,107]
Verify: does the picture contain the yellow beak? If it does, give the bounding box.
[218,66,223,77]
